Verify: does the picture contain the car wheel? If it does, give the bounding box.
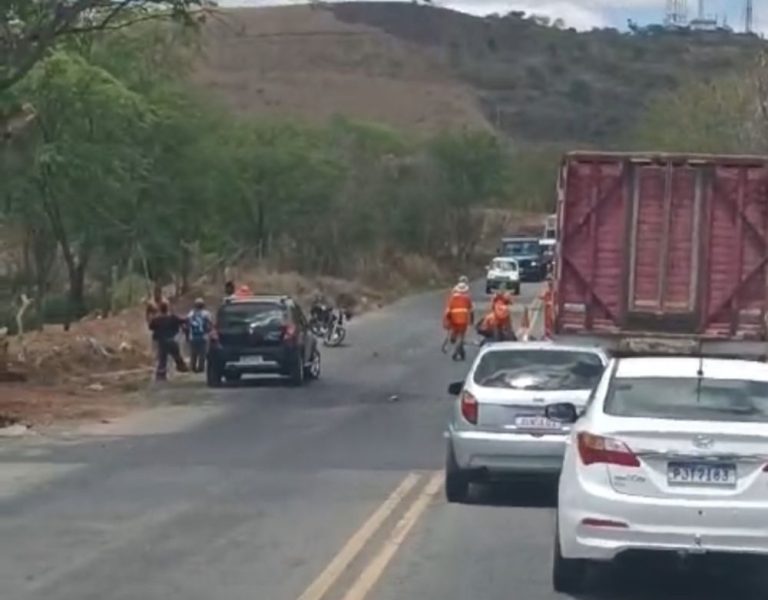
[290,351,305,386]
[444,443,470,503]
[206,363,222,388]
[304,348,321,380]
[485,285,492,295]
[552,528,587,594]
[513,283,521,296]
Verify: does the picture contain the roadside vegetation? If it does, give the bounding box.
[0,20,527,336]
[632,54,768,153]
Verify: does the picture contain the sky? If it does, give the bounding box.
[221,0,766,32]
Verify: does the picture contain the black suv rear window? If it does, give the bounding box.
[502,240,540,255]
[218,302,285,328]
[473,350,604,391]
[606,377,768,422]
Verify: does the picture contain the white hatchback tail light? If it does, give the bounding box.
[461,391,478,425]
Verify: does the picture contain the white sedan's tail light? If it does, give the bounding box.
[577,432,640,468]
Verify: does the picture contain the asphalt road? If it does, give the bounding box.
[0,282,764,600]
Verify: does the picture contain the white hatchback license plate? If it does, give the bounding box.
[667,462,737,487]
[238,356,264,366]
[514,415,561,431]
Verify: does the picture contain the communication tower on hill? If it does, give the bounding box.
[746,0,754,34]
[665,0,688,26]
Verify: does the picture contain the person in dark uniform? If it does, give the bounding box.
[148,300,188,381]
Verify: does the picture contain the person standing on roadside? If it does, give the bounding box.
[186,298,213,373]
[148,300,188,381]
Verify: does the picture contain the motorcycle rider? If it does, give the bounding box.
[310,293,331,325]
[443,276,474,361]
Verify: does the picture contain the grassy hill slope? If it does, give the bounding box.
[197,3,765,143]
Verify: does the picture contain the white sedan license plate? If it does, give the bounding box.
[238,356,264,366]
[667,462,737,487]
[514,415,561,431]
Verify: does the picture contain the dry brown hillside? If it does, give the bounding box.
[195,5,492,133]
[195,2,765,143]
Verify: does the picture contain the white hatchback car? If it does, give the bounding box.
[445,342,607,503]
[548,356,768,594]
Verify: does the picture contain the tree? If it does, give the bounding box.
[633,74,754,153]
[10,51,151,317]
[427,131,508,261]
[0,0,207,95]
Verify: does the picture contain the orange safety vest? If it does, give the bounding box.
[234,285,253,298]
[444,291,473,331]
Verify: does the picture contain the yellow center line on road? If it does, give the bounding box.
[296,472,422,600]
[340,471,444,600]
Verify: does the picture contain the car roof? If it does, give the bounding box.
[222,295,293,306]
[501,236,538,242]
[614,357,768,382]
[478,341,608,360]
[492,256,519,262]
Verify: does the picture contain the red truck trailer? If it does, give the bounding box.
[554,152,768,355]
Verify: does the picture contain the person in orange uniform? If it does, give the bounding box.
[539,280,556,339]
[234,284,253,298]
[478,283,515,344]
[443,277,474,361]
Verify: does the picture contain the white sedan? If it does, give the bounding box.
[547,356,768,594]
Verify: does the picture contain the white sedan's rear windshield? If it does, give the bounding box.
[473,350,604,391]
[492,259,517,271]
[606,377,768,422]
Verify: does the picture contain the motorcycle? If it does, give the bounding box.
[309,302,351,347]
[323,308,351,347]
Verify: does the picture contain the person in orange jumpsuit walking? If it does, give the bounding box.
[443,277,474,361]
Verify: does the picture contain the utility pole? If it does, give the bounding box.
[746,0,754,34]
[698,0,704,20]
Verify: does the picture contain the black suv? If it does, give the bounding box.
[498,237,548,282]
[207,295,320,387]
